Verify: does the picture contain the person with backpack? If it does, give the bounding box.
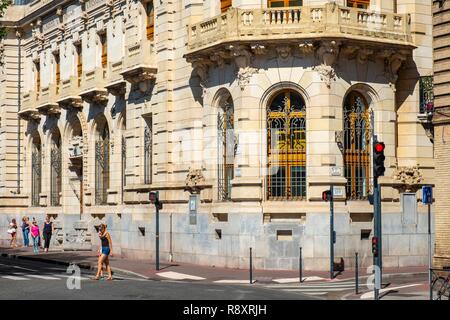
[42,215,54,253]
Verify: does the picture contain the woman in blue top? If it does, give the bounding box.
[94,224,113,281]
[21,217,30,247]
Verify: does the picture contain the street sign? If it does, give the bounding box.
[422,185,432,204]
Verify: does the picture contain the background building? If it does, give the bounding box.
[0,0,435,271]
[432,0,450,268]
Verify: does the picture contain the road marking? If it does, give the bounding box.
[26,275,61,280]
[156,271,205,281]
[360,284,421,299]
[213,280,251,284]
[12,266,37,272]
[1,276,30,281]
[283,287,354,292]
[273,276,326,283]
[266,282,355,289]
[51,274,90,280]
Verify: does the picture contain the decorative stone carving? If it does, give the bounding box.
[105,80,126,96]
[229,45,258,90]
[276,46,292,59]
[191,58,212,96]
[314,40,340,88]
[81,90,108,104]
[0,41,4,68]
[298,42,314,56]
[251,44,267,55]
[185,167,206,194]
[384,52,407,90]
[210,51,229,68]
[335,130,344,154]
[392,164,423,193]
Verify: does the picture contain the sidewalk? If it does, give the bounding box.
[0,247,427,284]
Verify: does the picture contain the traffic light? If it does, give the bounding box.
[149,191,163,210]
[322,190,332,202]
[372,236,378,257]
[373,141,385,179]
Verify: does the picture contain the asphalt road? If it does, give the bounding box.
[0,256,317,300]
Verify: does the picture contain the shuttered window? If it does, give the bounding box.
[55,55,60,93]
[268,0,302,7]
[347,0,370,9]
[146,1,154,40]
[35,63,41,95]
[101,34,107,68]
[221,0,232,12]
[76,45,82,87]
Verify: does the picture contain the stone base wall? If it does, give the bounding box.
[0,207,433,271]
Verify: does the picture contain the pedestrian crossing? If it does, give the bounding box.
[264,279,357,296]
[1,272,90,281]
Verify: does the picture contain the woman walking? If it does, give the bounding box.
[94,224,113,281]
[42,215,54,253]
[21,217,30,247]
[30,219,40,254]
[7,219,18,248]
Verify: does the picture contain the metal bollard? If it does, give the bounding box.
[355,252,359,294]
[299,247,303,283]
[249,247,253,284]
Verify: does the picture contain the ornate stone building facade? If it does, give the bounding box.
[433,0,450,268]
[0,0,435,270]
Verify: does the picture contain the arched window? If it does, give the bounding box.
[267,90,306,200]
[144,116,152,184]
[343,91,371,200]
[95,120,110,205]
[50,130,62,206]
[31,135,42,206]
[218,95,234,201]
[120,117,126,203]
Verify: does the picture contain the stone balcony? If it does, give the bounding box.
[19,90,40,121]
[185,4,413,59]
[79,68,109,104]
[121,39,157,84]
[36,83,60,115]
[57,76,83,109]
[105,60,127,96]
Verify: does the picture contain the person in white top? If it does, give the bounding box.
[7,218,18,248]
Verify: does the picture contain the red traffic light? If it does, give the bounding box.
[149,192,158,203]
[372,236,378,245]
[322,190,332,202]
[374,142,385,153]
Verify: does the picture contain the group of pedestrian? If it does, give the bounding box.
[7,216,113,280]
[7,215,54,254]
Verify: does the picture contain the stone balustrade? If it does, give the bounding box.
[187,4,412,53]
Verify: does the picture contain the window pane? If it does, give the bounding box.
[270,166,286,197]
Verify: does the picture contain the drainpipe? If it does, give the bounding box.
[16,30,21,195]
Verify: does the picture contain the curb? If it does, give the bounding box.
[0,252,151,280]
[1,251,427,284]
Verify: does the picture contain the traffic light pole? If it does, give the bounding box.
[330,184,334,280]
[156,200,160,271]
[373,179,381,300]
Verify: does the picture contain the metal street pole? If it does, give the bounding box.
[428,201,432,300]
[155,192,160,271]
[330,184,334,280]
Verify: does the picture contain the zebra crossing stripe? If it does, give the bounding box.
[26,275,61,280]
[2,276,30,281]
[283,287,354,292]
